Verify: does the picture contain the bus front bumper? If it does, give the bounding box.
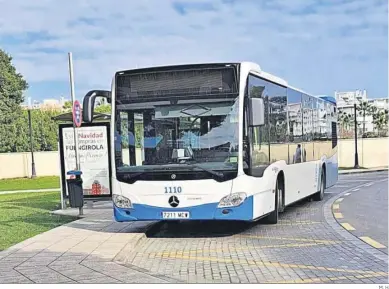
[113,196,253,222]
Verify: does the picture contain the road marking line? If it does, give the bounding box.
[149,253,387,276]
[334,212,343,219]
[324,191,337,194]
[340,223,355,231]
[364,183,373,187]
[237,235,339,244]
[351,188,360,192]
[338,179,373,182]
[155,241,335,256]
[335,198,344,203]
[360,237,387,249]
[344,193,351,196]
[333,185,350,188]
[268,272,388,284]
[332,204,340,210]
[277,221,322,226]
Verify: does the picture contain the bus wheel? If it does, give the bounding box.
[264,179,281,224]
[313,169,325,201]
[278,177,285,213]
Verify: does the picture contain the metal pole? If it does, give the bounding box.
[58,140,65,210]
[354,103,359,169]
[68,52,83,216]
[27,109,37,178]
[68,52,80,171]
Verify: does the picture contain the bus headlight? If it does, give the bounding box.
[113,194,132,208]
[218,192,247,208]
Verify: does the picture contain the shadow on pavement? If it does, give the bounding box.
[146,220,256,238]
[145,196,327,239]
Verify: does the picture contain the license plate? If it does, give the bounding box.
[162,212,190,219]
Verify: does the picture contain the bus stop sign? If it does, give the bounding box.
[72,100,82,127]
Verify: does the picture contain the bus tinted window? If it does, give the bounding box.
[287,88,303,164]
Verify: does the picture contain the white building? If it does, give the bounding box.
[335,89,367,107]
[21,98,40,110]
[369,98,389,110]
[21,96,70,111]
[335,90,388,135]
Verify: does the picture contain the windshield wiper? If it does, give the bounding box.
[117,165,179,181]
[181,163,224,179]
[117,171,147,181]
[117,164,224,181]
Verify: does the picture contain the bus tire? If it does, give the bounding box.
[313,169,325,201]
[264,179,281,224]
[278,176,285,213]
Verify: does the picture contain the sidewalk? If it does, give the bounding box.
[0,188,60,195]
[0,203,179,284]
[338,166,388,175]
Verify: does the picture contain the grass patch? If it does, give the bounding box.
[0,191,76,250]
[0,176,60,191]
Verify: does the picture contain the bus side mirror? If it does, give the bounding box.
[82,90,111,123]
[248,97,265,126]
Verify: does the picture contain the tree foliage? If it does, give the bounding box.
[0,49,28,117]
[338,111,353,138]
[372,109,388,137]
[62,101,72,112]
[0,109,59,153]
[356,100,373,137]
[0,49,29,152]
[94,104,111,114]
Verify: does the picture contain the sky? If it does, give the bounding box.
[0,0,387,103]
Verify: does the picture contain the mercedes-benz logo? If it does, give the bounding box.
[168,196,179,207]
[171,174,176,180]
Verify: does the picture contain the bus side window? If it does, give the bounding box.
[245,74,269,178]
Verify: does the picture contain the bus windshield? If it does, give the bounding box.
[113,65,240,182]
[114,98,239,181]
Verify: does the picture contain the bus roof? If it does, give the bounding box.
[318,96,337,105]
[116,61,336,105]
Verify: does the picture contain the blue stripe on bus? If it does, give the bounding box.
[325,159,338,188]
[113,196,254,222]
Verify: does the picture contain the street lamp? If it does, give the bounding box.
[27,99,37,178]
[353,102,359,169]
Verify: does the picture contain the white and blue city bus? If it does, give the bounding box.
[82,62,338,224]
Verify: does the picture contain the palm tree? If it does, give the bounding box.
[338,111,352,138]
[356,101,373,137]
[372,109,389,137]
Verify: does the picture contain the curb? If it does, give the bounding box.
[114,221,159,264]
[339,168,388,175]
[323,183,389,264]
[113,221,184,283]
[119,263,185,283]
[113,233,147,263]
[331,194,388,253]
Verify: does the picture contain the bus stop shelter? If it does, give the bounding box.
[52,111,112,209]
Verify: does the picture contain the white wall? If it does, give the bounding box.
[0,138,387,179]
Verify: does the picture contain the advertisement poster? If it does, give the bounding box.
[61,125,111,197]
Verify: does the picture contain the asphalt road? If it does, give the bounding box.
[333,171,388,254]
[119,171,389,284]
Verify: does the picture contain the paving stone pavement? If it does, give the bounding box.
[0,204,182,284]
[1,172,388,284]
[117,173,389,284]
